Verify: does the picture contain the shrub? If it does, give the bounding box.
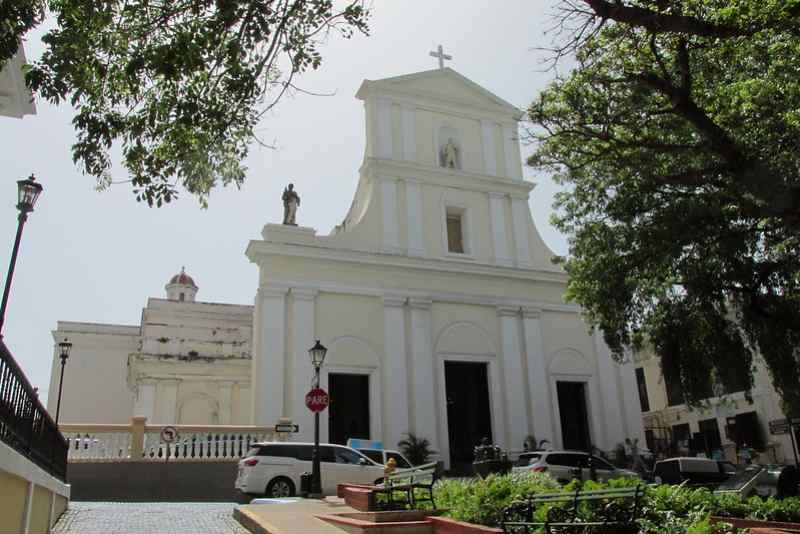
[433,473,800,531]
[397,433,434,466]
[435,472,560,526]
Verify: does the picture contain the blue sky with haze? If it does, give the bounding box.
[0,1,570,404]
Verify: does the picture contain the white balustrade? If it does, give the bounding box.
[60,419,287,462]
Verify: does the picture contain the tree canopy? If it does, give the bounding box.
[1,0,369,206]
[529,0,800,415]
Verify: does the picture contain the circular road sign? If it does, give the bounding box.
[305,388,329,413]
[160,426,179,443]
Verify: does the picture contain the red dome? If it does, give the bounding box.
[169,268,197,288]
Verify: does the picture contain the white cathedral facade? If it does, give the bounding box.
[49,66,644,467]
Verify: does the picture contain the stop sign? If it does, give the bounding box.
[305,388,329,413]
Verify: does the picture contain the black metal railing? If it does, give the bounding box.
[0,339,67,481]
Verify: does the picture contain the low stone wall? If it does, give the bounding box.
[68,461,250,502]
[0,440,71,534]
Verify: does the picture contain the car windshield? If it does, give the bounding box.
[716,465,763,491]
[360,450,384,464]
[516,453,541,467]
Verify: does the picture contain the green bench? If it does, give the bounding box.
[373,461,440,510]
[502,485,643,533]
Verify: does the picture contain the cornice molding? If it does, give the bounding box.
[247,240,569,286]
[360,158,533,196]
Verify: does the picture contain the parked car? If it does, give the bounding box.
[235,442,385,497]
[652,457,737,488]
[355,448,413,469]
[715,464,799,499]
[512,450,639,483]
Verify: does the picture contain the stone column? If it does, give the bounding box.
[218,381,235,425]
[522,307,555,447]
[134,379,156,420]
[291,288,318,442]
[251,287,287,425]
[498,306,530,450]
[156,378,180,424]
[488,192,512,266]
[408,298,439,452]
[383,295,409,448]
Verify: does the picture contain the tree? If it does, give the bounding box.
[2,0,369,206]
[528,1,800,415]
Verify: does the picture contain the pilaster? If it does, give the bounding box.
[405,178,424,256]
[381,177,401,253]
[488,192,512,266]
[383,295,410,448]
[481,119,498,176]
[251,286,288,425]
[218,380,236,425]
[497,306,530,450]
[522,307,555,446]
[503,123,522,180]
[401,105,417,162]
[156,378,180,424]
[376,97,393,159]
[291,288,318,442]
[408,298,439,452]
[134,379,156,420]
[511,196,532,268]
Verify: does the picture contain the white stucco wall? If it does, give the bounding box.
[48,322,139,424]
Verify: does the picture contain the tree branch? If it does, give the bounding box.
[581,0,751,38]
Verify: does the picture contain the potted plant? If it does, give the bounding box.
[472,438,511,478]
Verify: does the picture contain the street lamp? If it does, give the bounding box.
[308,339,327,497]
[55,338,72,425]
[0,174,43,336]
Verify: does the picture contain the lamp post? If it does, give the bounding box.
[0,174,43,336]
[55,338,72,426]
[308,339,328,497]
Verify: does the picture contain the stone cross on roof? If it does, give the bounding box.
[429,44,452,70]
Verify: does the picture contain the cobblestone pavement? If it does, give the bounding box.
[52,502,250,533]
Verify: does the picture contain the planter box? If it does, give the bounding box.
[429,517,502,534]
[710,515,800,532]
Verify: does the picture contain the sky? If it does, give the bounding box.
[0,1,571,405]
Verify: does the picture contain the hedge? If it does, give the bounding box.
[432,473,800,533]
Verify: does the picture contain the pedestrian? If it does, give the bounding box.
[738,443,753,465]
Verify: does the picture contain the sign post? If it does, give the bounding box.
[306,386,329,498]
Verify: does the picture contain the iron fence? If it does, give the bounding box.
[0,340,67,481]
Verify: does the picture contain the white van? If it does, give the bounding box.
[356,448,413,469]
[235,442,386,497]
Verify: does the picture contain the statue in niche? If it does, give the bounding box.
[282,183,300,225]
[441,137,459,169]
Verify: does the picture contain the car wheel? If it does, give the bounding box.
[265,477,295,498]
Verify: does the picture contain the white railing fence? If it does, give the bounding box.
[60,417,291,462]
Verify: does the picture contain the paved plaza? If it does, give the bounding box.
[52,502,250,534]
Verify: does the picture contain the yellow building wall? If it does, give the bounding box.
[29,484,52,534]
[0,470,27,533]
